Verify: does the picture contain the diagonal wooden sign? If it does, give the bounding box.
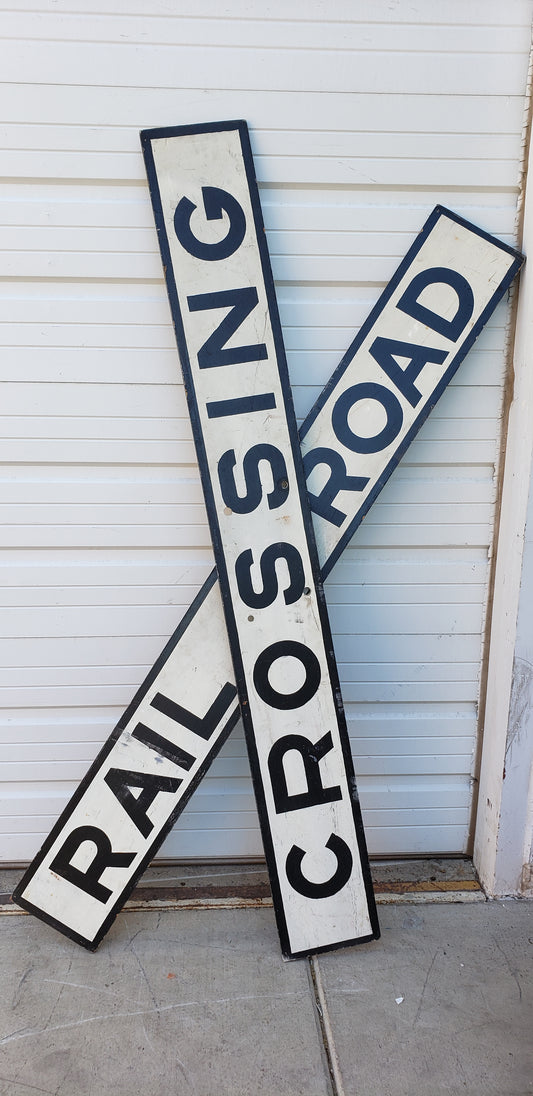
[12,123,523,952]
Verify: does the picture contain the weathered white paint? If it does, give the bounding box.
[301,212,521,577]
[1,0,532,864]
[474,83,533,893]
[143,122,377,956]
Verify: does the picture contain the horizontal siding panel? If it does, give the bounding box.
[0,318,508,352]
[0,583,202,609]
[0,224,519,264]
[0,276,509,330]
[345,684,478,703]
[0,126,522,164]
[0,438,198,463]
[330,582,485,605]
[0,502,494,531]
[167,807,470,834]
[342,663,479,683]
[0,524,212,550]
[0,0,529,26]
[2,81,525,133]
[352,736,475,758]
[0,469,495,510]
[2,810,262,836]
[360,774,472,806]
[0,437,500,466]
[0,12,528,51]
[332,546,489,581]
[0,778,255,818]
[0,685,480,710]
[0,602,484,638]
[331,603,483,634]
[360,826,469,857]
[293,385,501,419]
[0,413,502,443]
[0,719,131,747]
[0,192,520,240]
[0,246,518,282]
[0,661,480,691]
[0,150,521,189]
[2,42,527,96]
[0,634,483,669]
[0,712,478,746]
[352,751,474,776]
[338,524,492,549]
[0,346,508,390]
[0,558,211,587]
[349,716,478,742]
[159,824,469,859]
[0,579,486,610]
[0,382,503,420]
[0,773,476,863]
[352,807,471,830]
[0,319,507,358]
[0,541,488,582]
[74,819,471,859]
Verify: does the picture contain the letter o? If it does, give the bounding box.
[253,640,321,710]
[332,381,403,454]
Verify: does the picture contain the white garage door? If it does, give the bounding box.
[1,0,531,862]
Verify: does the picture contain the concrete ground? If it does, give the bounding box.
[0,870,531,1096]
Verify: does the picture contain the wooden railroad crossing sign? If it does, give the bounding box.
[13,122,523,957]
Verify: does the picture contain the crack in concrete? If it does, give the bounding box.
[308,957,345,1096]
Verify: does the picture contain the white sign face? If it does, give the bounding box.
[300,209,523,578]
[13,170,523,952]
[141,121,378,959]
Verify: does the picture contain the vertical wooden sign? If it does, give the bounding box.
[12,191,523,952]
[141,120,378,958]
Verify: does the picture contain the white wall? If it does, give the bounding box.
[474,103,533,895]
[1,0,532,863]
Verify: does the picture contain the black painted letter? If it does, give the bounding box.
[253,640,321,710]
[268,731,342,813]
[149,682,238,742]
[235,543,306,609]
[174,187,246,261]
[370,336,447,408]
[396,266,474,342]
[332,382,403,455]
[218,444,289,514]
[50,826,135,904]
[187,287,268,369]
[286,833,353,899]
[104,768,182,838]
[303,446,369,527]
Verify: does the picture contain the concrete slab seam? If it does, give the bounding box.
[309,955,347,1096]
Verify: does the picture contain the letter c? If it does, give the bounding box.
[286,833,353,898]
